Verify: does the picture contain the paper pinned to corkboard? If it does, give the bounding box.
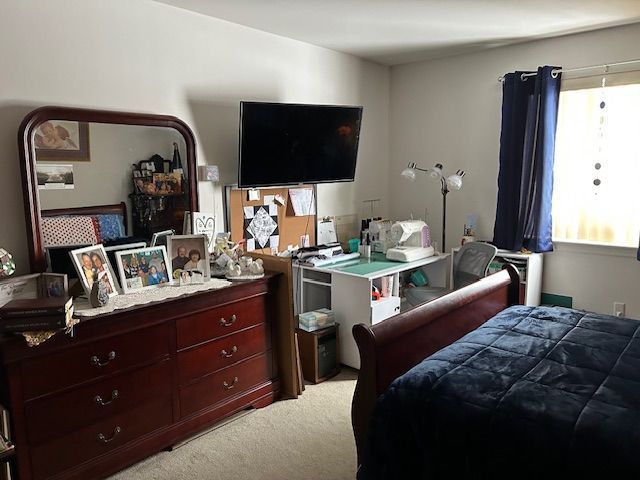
[289,188,315,216]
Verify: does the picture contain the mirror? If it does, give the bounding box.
[19,106,199,273]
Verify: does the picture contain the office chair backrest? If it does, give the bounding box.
[452,242,498,290]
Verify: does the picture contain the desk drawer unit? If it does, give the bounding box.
[20,322,172,399]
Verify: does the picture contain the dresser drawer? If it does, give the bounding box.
[177,295,266,349]
[25,358,173,445]
[30,395,172,480]
[21,322,172,399]
[180,351,272,417]
[178,323,269,384]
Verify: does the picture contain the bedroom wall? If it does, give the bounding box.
[0,0,389,274]
[389,23,640,318]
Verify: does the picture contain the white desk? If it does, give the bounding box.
[294,252,449,368]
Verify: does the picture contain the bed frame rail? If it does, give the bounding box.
[351,266,520,463]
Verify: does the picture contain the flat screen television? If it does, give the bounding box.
[238,102,363,187]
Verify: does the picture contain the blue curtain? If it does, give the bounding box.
[493,66,561,253]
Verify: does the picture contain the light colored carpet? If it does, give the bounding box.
[110,369,358,480]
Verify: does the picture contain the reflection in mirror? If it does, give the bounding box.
[35,122,189,239]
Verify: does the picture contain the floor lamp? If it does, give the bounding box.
[401,162,466,252]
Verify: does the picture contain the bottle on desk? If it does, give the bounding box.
[360,232,371,259]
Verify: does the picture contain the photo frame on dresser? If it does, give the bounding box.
[69,245,119,297]
[115,246,172,293]
[166,235,210,280]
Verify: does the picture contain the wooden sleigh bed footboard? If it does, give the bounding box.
[351,266,520,464]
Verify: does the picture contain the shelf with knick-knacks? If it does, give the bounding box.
[129,143,188,238]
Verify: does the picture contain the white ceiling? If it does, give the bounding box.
[155,0,640,65]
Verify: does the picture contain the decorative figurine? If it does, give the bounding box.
[211,234,244,277]
[225,256,264,280]
[89,272,110,307]
[0,248,16,278]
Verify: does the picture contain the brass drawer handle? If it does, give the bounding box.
[223,376,239,390]
[97,426,121,443]
[90,351,116,367]
[219,314,237,327]
[94,389,119,406]
[220,346,238,358]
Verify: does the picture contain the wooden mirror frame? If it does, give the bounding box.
[18,106,199,272]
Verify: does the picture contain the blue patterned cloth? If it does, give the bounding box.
[96,214,125,241]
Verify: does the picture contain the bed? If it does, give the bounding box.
[352,266,640,478]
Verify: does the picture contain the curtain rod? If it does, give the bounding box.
[497,58,640,83]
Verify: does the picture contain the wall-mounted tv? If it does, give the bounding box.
[238,101,363,188]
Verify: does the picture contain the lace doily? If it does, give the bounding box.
[74,279,232,317]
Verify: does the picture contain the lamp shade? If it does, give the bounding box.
[401,165,417,181]
[427,163,443,179]
[445,169,466,190]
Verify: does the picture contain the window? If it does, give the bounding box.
[552,75,640,247]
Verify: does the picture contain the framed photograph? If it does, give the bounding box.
[183,211,192,234]
[166,235,210,280]
[151,230,175,248]
[38,273,68,298]
[133,176,156,195]
[34,121,90,162]
[179,269,204,286]
[69,245,119,297]
[115,246,172,293]
[36,163,74,190]
[153,172,182,195]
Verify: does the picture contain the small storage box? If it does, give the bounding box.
[298,308,335,332]
[296,324,340,383]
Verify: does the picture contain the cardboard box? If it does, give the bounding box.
[298,308,335,332]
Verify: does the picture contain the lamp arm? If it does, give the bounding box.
[440,176,448,196]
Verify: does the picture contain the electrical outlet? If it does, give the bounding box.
[613,302,625,318]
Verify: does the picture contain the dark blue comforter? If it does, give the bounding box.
[358,305,640,479]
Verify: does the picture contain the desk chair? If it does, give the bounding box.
[404,242,498,307]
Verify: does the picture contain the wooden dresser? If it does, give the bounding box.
[0,276,280,480]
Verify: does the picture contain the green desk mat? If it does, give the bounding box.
[334,260,398,275]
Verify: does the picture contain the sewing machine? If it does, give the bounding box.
[385,220,435,262]
[369,219,394,253]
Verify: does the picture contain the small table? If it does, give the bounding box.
[294,252,450,368]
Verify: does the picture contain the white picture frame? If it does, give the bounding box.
[150,229,175,248]
[69,245,119,297]
[166,234,210,280]
[192,212,216,253]
[115,246,172,294]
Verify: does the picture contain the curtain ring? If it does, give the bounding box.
[520,73,528,82]
[551,70,559,78]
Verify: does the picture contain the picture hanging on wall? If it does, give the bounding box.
[243,204,279,252]
[34,121,90,162]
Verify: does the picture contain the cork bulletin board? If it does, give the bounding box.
[223,185,317,255]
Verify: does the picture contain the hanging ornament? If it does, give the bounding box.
[0,248,16,277]
[593,75,608,195]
